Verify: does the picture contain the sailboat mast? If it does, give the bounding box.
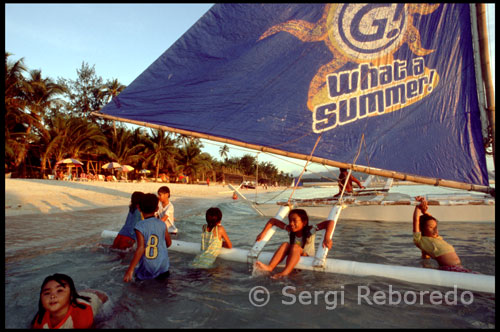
[476,3,495,166]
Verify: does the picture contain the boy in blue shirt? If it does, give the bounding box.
[123,193,172,282]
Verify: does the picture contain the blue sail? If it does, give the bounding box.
[99,4,489,186]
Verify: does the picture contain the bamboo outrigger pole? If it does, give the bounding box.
[92,111,495,196]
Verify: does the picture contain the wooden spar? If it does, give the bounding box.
[476,3,495,164]
[92,111,494,196]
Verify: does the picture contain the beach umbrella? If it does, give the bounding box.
[55,158,83,178]
[56,158,83,166]
[119,165,134,172]
[119,165,134,182]
[102,162,122,170]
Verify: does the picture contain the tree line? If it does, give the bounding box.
[5,52,293,185]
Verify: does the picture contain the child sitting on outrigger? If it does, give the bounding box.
[413,196,473,273]
[254,208,336,279]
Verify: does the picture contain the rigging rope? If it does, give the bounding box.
[286,135,323,204]
[335,134,365,203]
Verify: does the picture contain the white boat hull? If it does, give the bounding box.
[229,184,495,223]
[101,231,494,294]
[254,202,495,223]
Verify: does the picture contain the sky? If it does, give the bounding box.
[5,3,495,176]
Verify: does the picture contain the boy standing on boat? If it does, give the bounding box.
[412,196,472,273]
[334,168,365,197]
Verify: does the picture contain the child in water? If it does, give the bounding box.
[124,193,172,282]
[31,273,108,329]
[413,196,472,272]
[111,191,144,250]
[156,186,177,234]
[190,207,232,268]
[254,208,336,279]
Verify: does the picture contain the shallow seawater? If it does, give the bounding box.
[4,188,495,328]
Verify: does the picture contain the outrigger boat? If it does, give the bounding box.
[229,178,495,223]
[95,4,495,294]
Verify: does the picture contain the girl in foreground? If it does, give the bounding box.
[31,273,108,329]
[254,209,335,279]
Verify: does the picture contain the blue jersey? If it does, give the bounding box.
[134,217,170,280]
[118,209,142,240]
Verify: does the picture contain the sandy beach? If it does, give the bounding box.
[5,178,284,217]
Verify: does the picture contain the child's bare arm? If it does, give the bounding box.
[256,218,286,241]
[316,220,335,248]
[413,196,427,233]
[164,229,172,248]
[124,231,145,282]
[219,226,232,249]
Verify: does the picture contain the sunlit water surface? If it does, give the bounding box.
[5,186,495,328]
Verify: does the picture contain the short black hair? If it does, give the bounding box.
[157,186,170,195]
[140,193,159,214]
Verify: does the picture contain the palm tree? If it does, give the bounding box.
[99,78,126,137]
[24,69,66,135]
[175,140,212,183]
[105,126,146,167]
[143,129,178,181]
[219,144,230,161]
[5,53,29,171]
[5,54,66,173]
[38,112,69,175]
[39,116,111,176]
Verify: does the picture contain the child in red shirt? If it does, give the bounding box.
[31,273,108,329]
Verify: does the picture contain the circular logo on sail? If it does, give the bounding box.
[330,4,407,61]
[259,3,439,113]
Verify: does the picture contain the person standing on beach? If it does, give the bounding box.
[111,191,144,250]
[334,168,365,197]
[155,186,177,234]
[124,193,172,282]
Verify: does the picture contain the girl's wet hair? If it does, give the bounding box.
[206,207,222,231]
[129,191,145,213]
[288,209,312,249]
[420,213,438,232]
[31,273,91,326]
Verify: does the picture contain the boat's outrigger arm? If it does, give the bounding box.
[228,183,265,216]
[313,204,344,268]
[247,205,291,263]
